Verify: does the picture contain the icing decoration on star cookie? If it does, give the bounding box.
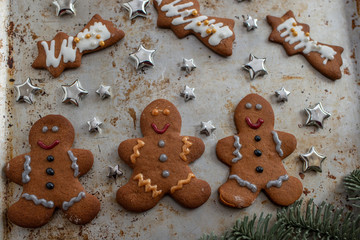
[267,10,343,80]
[5,115,100,228]
[117,99,210,212]
[216,94,303,208]
[32,14,125,78]
[154,0,235,57]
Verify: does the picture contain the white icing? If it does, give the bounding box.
[62,191,86,210]
[159,0,233,46]
[277,18,337,65]
[232,135,242,163]
[22,193,54,208]
[22,155,31,183]
[76,22,111,53]
[266,174,289,188]
[41,37,77,68]
[271,131,283,157]
[229,174,257,193]
[67,150,79,177]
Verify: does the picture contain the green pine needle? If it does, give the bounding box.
[344,170,360,207]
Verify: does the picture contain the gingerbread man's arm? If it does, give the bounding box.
[274,131,297,159]
[216,136,238,167]
[69,149,94,177]
[180,136,205,164]
[118,138,144,168]
[5,153,29,186]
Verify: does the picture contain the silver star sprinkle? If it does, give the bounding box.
[200,121,216,136]
[129,44,156,70]
[87,117,103,133]
[107,165,124,180]
[53,0,77,16]
[300,147,326,172]
[275,87,290,102]
[243,54,268,80]
[243,15,258,31]
[96,85,111,99]
[180,85,196,102]
[61,80,88,107]
[14,78,41,104]
[122,0,150,19]
[181,58,196,74]
[305,102,331,128]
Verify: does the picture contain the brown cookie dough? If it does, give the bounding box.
[32,14,125,78]
[267,10,343,80]
[5,115,100,228]
[154,0,235,57]
[216,94,303,208]
[117,99,211,212]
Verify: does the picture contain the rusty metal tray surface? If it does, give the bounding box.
[0,0,359,239]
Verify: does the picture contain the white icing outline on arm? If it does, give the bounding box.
[229,174,257,193]
[22,155,31,183]
[22,193,54,208]
[271,131,284,157]
[231,135,242,163]
[266,174,289,188]
[62,191,86,210]
[67,150,79,177]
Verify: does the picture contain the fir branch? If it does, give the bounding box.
[344,170,360,207]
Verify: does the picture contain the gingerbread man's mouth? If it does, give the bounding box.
[37,140,60,150]
[151,123,170,134]
[245,117,264,129]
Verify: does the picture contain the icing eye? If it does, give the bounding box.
[256,104,262,110]
[151,109,159,116]
[163,109,170,115]
[245,103,252,109]
[52,126,59,132]
[42,126,48,133]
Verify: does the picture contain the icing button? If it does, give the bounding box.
[254,149,262,157]
[254,135,261,142]
[158,140,165,148]
[46,182,54,190]
[256,166,264,173]
[162,170,170,178]
[159,154,168,162]
[46,168,55,176]
[47,155,54,162]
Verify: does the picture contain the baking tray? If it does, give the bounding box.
[0,0,359,239]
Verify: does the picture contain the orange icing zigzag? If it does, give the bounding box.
[130,139,145,164]
[180,136,192,161]
[133,173,162,198]
[170,173,195,193]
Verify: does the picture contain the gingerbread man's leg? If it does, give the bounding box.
[170,176,211,208]
[218,179,260,208]
[264,176,303,206]
[62,192,100,225]
[116,179,163,212]
[8,198,55,228]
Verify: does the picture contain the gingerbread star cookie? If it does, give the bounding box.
[32,14,125,78]
[5,115,100,228]
[216,94,303,208]
[153,0,235,57]
[267,10,343,80]
[117,99,211,212]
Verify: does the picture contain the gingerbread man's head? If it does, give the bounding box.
[29,115,75,151]
[140,99,182,136]
[234,94,275,133]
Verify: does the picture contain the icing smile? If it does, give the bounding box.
[37,140,60,150]
[151,123,170,134]
[245,117,264,129]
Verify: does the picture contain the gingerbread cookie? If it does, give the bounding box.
[153,0,235,57]
[32,14,125,78]
[267,11,343,80]
[216,94,302,208]
[117,99,211,212]
[5,115,100,228]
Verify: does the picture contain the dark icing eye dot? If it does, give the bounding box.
[52,126,59,132]
[245,103,252,109]
[42,126,48,133]
[255,104,262,110]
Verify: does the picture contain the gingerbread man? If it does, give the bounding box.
[216,94,303,208]
[6,115,100,228]
[117,99,211,212]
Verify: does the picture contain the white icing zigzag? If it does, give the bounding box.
[22,193,54,208]
[41,37,77,68]
[229,174,257,193]
[271,131,284,157]
[156,0,233,46]
[22,155,31,183]
[231,135,242,163]
[62,191,86,210]
[266,174,289,189]
[67,150,80,177]
[277,18,337,65]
